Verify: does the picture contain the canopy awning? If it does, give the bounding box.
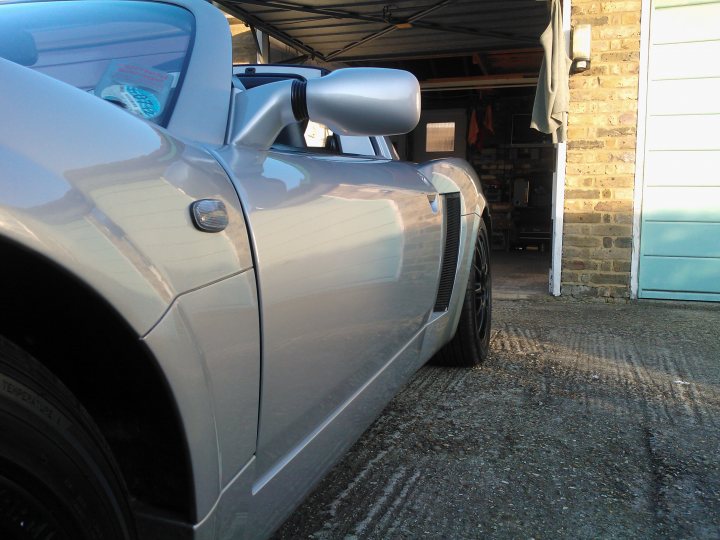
[215,0,549,64]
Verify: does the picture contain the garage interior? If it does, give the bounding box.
[216,0,558,298]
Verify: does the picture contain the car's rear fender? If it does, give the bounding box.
[416,158,489,356]
[417,157,486,216]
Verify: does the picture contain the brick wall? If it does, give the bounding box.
[563,0,642,298]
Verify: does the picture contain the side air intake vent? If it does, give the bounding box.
[433,193,461,312]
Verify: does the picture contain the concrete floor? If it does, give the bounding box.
[274,298,720,539]
[493,249,552,300]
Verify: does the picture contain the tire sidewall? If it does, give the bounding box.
[467,220,492,361]
[0,338,135,540]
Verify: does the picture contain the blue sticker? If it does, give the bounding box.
[101,84,162,119]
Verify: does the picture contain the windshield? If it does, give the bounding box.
[0,0,195,125]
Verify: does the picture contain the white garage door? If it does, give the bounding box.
[638,0,720,301]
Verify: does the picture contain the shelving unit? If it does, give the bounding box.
[471,144,555,251]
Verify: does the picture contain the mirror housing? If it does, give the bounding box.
[229,68,420,150]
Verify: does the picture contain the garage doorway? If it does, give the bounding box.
[402,89,556,299]
[218,0,569,298]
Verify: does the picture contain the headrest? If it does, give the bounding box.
[0,29,39,66]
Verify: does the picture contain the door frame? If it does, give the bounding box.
[549,0,572,296]
[630,0,653,299]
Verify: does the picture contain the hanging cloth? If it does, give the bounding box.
[468,109,480,146]
[482,104,494,135]
[531,0,572,143]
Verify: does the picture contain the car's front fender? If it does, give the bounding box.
[0,57,253,336]
[0,56,260,524]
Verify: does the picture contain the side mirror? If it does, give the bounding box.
[229,68,420,150]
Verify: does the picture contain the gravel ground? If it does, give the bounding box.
[273,298,720,539]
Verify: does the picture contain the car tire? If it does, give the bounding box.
[0,336,136,540]
[434,219,492,367]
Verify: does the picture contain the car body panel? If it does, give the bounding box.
[245,324,429,539]
[0,56,252,336]
[213,145,444,484]
[143,270,261,522]
[419,157,485,217]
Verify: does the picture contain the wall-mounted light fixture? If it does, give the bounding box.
[571,24,592,72]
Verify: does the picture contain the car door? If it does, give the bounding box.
[216,139,443,479]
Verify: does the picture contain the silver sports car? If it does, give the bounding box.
[0,0,491,538]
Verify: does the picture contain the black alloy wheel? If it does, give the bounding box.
[472,221,492,351]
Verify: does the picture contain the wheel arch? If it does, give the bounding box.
[0,235,196,524]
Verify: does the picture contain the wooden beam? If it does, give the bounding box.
[420,73,538,91]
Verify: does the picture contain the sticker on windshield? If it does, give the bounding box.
[100,84,162,119]
[96,61,172,121]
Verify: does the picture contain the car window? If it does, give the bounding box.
[0,1,195,126]
[338,135,376,156]
[296,121,377,156]
[303,121,335,149]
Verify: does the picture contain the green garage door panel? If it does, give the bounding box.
[640,259,720,300]
[642,223,720,258]
[639,0,720,301]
